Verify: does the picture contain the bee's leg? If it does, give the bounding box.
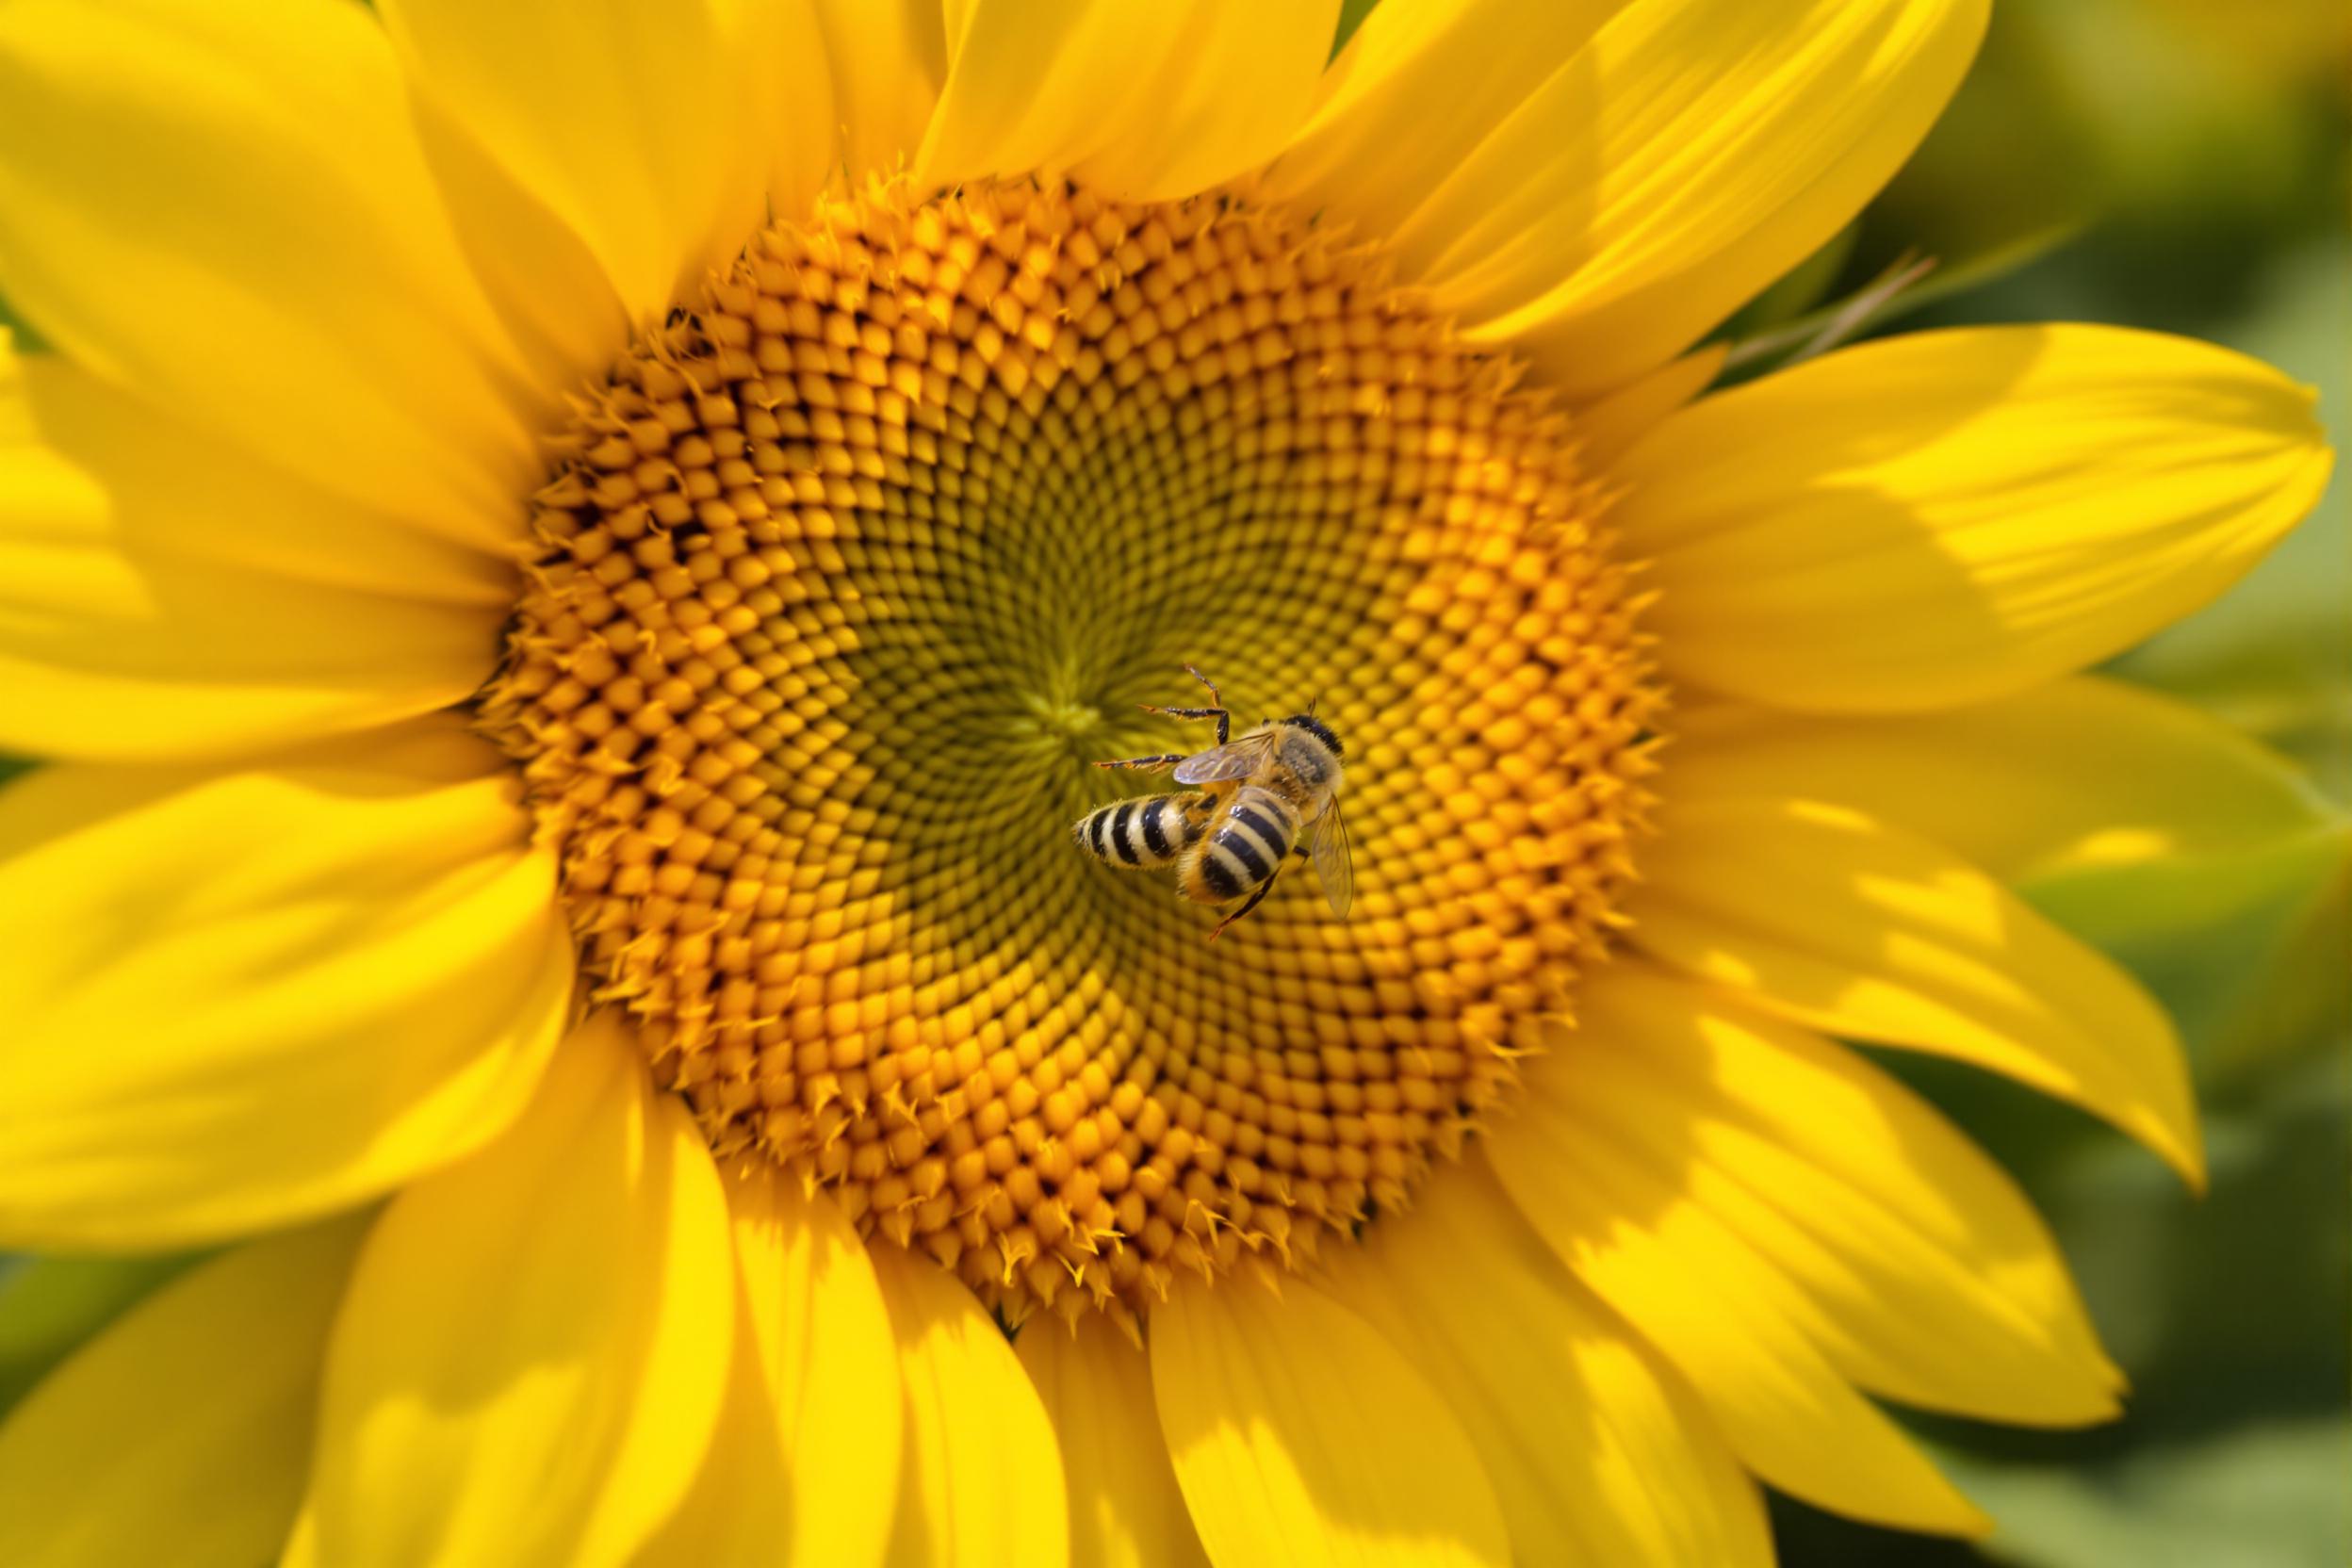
[1183,664,1230,741]
[1139,703,1230,746]
[1152,664,1232,744]
[1094,753,1184,772]
[1207,869,1279,942]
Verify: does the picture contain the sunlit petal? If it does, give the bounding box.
[1622,325,2332,710]
[289,1021,734,1568]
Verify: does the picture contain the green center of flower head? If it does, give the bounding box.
[480,175,1663,1333]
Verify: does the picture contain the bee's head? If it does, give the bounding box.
[1283,713,1342,758]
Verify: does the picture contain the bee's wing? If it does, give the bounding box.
[1171,732,1277,784]
[1309,792,1354,918]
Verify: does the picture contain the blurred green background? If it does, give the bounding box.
[4,3,2347,1563]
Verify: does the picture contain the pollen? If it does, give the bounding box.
[478,175,1662,1331]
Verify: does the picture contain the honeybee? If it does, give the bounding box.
[1073,666,1354,939]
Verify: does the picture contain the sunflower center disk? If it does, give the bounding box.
[482,177,1660,1329]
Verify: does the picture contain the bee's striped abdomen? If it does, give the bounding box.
[1181,786,1299,904]
[1073,792,1205,870]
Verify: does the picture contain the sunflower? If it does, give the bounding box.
[0,0,2332,1563]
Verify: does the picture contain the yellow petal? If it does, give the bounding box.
[628,1267,792,1568]
[1318,1159,1772,1566]
[1669,677,2345,883]
[1266,0,1622,245]
[0,723,574,1251]
[731,1169,904,1568]
[1150,1270,1511,1568]
[1018,1312,1209,1568]
[917,4,1183,188]
[1621,324,2334,711]
[758,1,841,222]
[289,1019,735,1568]
[0,345,508,761]
[377,0,787,322]
[1631,796,2203,1184]
[917,1,1339,202]
[0,0,551,550]
[1389,0,1986,400]
[1572,342,1724,466]
[1485,1009,1990,1534]
[627,1170,897,1568]
[814,0,948,181]
[873,1245,1070,1568]
[397,89,634,400]
[1569,967,2119,1417]
[0,1217,366,1568]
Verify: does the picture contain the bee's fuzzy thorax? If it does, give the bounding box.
[1285,714,1344,758]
